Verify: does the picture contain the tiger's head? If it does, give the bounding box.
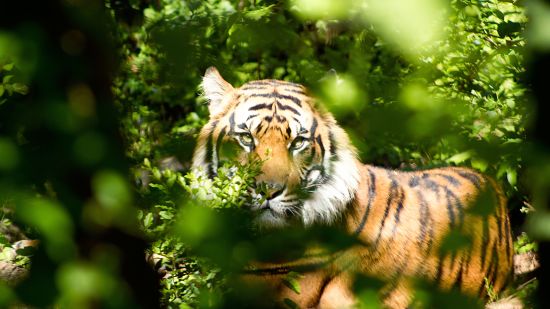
[192,67,360,228]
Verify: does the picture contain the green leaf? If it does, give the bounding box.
[283,271,303,295]
[2,63,14,71]
[143,212,154,229]
[283,298,300,309]
[245,5,275,21]
[471,158,488,172]
[506,168,517,187]
[446,151,472,165]
[2,75,13,83]
[11,83,28,95]
[159,210,174,220]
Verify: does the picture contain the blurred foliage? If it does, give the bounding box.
[1,1,159,308]
[1,0,548,308]
[515,232,538,255]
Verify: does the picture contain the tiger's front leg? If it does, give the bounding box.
[317,272,356,309]
[241,267,330,308]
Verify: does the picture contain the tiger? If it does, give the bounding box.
[191,67,513,308]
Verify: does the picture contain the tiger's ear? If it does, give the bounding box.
[201,67,234,117]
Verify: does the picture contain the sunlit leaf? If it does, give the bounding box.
[245,5,275,21]
[446,151,473,165]
[282,271,303,295]
[290,0,355,19]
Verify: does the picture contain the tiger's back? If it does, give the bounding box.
[346,165,513,307]
[192,67,513,308]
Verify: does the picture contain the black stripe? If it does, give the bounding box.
[215,127,227,155]
[375,176,398,246]
[228,113,235,133]
[461,250,473,286]
[249,103,273,111]
[437,173,461,187]
[279,81,303,88]
[205,134,213,178]
[243,80,276,86]
[448,251,458,281]
[409,175,420,187]
[245,79,298,86]
[480,218,490,271]
[255,122,264,135]
[277,93,302,106]
[445,193,456,227]
[427,217,435,255]
[310,117,318,140]
[477,274,488,297]
[264,116,273,123]
[456,170,482,187]
[493,191,504,252]
[315,135,325,160]
[390,189,405,237]
[354,170,376,236]
[285,88,307,95]
[417,191,433,253]
[246,114,259,121]
[240,85,271,91]
[423,177,440,192]
[494,189,511,265]
[452,260,464,291]
[484,242,500,297]
[434,257,445,285]
[504,215,512,266]
[480,243,499,297]
[247,93,277,100]
[443,187,464,227]
[380,280,399,301]
[285,126,291,137]
[328,131,337,157]
[247,92,302,107]
[237,123,247,130]
[205,120,219,178]
[276,100,300,114]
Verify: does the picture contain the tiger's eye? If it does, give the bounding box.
[239,133,254,146]
[290,137,306,149]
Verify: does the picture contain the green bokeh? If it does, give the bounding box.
[0,138,19,171]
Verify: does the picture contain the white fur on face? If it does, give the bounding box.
[300,147,359,225]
